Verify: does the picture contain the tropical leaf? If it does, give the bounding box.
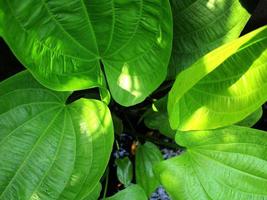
[115,157,133,187]
[135,142,163,197]
[168,26,267,131]
[144,96,175,138]
[168,0,251,78]
[0,0,173,106]
[105,185,147,200]
[154,126,267,200]
[0,71,113,199]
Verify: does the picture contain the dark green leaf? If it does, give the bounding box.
[115,157,133,187]
[144,96,175,138]
[155,126,267,200]
[168,0,250,77]
[135,142,163,197]
[0,71,113,199]
[0,0,173,106]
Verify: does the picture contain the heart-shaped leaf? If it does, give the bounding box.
[168,26,267,131]
[168,0,250,77]
[155,126,267,200]
[115,157,133,187]
[106,184,147,200]
[0,71,113,199]
[0,0,173,106]
[135,142,163,197]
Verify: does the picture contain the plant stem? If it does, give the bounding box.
[102,167,109,200]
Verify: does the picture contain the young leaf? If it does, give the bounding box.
[0,0,173,106]
[115,157,133,187]
[155,126,267,200]
[105,185,147,200]
[168,26,267,131]
[135,142,163,197]
[236,107,263,127]
[0,71,114,199]
[144,96,175,139]
[168,0,250,77]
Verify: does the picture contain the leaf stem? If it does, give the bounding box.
[102,167,109,200]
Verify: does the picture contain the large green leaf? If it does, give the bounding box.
[0,71,113,199]
[168,0,250,78]
[105,185,147,200]
[168,26,267,131]
[135,142,163,197]
[0,0,173,106]
[155,126,267,200]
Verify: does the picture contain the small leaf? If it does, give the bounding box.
[115,157,133,187]
[236,107,263,127]
[0,71,113,199]
[144,96,175,138]
[168,26,267,131]
[0,0,173,106]
[112,114,124,136]
[155,126,267,200]
[135,142,163,197]
[105,185,147,200]
[168,0,250,77]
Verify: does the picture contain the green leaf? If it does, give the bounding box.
[0,0,173,106]
[105,185,147,200]
[135,142,163,197]
[115,157,133,187]
[82,183,102,200]
[155,126,267,200]
[112,114,124,136]
[236,107,263,127]
[168,0,250,78]
[168,25,267,131]
[0,71,114,199]
[144,96,175,138]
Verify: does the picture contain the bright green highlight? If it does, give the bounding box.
[168,26,267,131]
[0,0,173,106]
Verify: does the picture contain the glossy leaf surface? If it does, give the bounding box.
[168,0,250,77]
[0,0,173,106]
[136,142,163,197]
[168,26,267,131]
[155,126,267,200]
[0,71,113,199]
[115,157,133,187]
[106,185,147,200]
